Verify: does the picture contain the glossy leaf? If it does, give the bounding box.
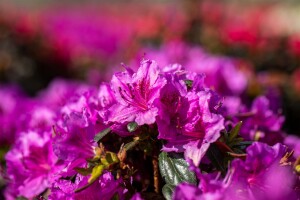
[124,140,139,151]
[158,152,196,186]
[229,121,242,142]
[127,122,138,132]
[94,128,111,143]
[162,184,175,200]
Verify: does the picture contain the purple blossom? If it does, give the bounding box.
[227,142,298,200]
[174,142,299,200]
[139,42,190,68]
[174,182,223,200]
[186,53,247,96]
[37,79,91,110]
[53,111,97,176]
[107,60,165,126]
[0,86,26,145]
[156,73,224,166]
[284,135,300,158]
[17,104,57,133]
[49,172,125,200]
[60,88,101,126]
[174,170,227,200]
[222,96,243,116]
[140,43,248,96]
[41,9,133,61]
[238,96,285,144]
[5,131,60,199]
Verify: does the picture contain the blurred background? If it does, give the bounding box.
[1,0,300,135]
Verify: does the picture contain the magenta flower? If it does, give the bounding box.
[186,54,248,96]
[226,142,298,200]
[238,96,285,144]
[53,111,97,176]
[60,88,102,126]
[5,131,59,199]
[17,104,57,133]
[156,73,224,166]
[40,8,134,63]
[140,43,248,96]
[49,172,125,200]
[97,83,117,122]
[174,182,223,200]
[284,135,300,158]
[107,60,165,126]
[174,169,227,200]
[0,86,26,145]
[174,142,299,200]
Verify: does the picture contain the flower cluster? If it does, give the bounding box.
[1,56,300,200]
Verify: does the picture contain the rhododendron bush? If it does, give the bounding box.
[1,1,300,200]
[0,57,299,199]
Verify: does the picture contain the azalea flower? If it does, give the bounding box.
[156,72,224,166]
[107,59,165,126]
[49,172,125,200]
[238,96,285,144]
[174,142,299,200]
[5,131,60,199]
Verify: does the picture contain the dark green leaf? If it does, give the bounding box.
[105,152,119,164]
[229,137,244,146]
[124,140,139,151]
[158,152,196,186]
[233,141,253,146]
[232,148,245,154]
[184,79,193,89]
[162,184,175,200]
[74,167,93,176]
[207,143,226,174]
[16,197,28,200]
[229,121,242,142]
[127,122,138,132]
[94,128,111,143]
[111,193,119,200]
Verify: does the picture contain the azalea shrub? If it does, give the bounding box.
[1,1,300,200]
[0,56,299,200]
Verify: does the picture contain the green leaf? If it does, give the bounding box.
[184,79,193,90]
[111,193,120,200]
[74,164,105,193]
[94,128,111,143]
[229,121,242,142]
[158,152,196,186]
[162,184,175,200]
[123,140,139,151]
[100,152,119,167]
[206,143,226,174]
[74,167,93,176]
[88,164,105,183]
[106,152,119,164]
[232,140,252,150]
[127,122,138,132]
[236,141,253,146]
[16,197,28,200]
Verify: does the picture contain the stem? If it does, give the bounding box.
[152,155,160,193]
[227,152,247,159]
